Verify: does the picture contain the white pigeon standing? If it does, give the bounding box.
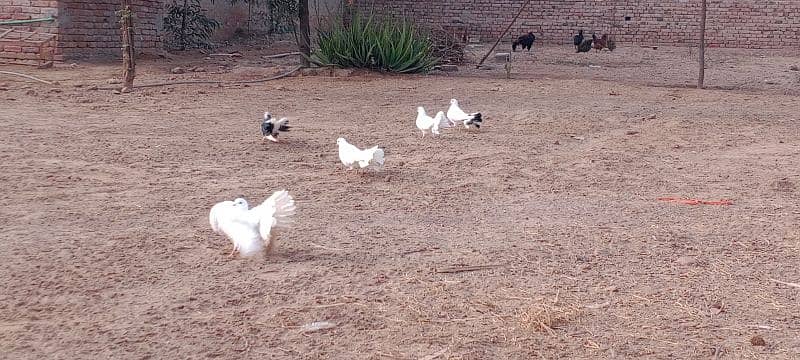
[336,137,385,170]
[208,190,296,258]
[415,106,450,137]
[261,112,291,142]
[446,99,483,129]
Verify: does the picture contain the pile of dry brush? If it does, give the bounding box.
[428,25,466,64]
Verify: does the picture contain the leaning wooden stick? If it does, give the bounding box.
[475,0,533,68]
[769,278,800,289]
[120,0,136,92]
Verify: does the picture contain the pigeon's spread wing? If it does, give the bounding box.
[372,148,385,167]
[209,200,234,234]
[253,190,296,240]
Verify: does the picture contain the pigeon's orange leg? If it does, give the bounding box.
[228,243,238,257]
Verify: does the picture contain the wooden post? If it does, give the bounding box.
[120,0,136,92]
[698,0,706,89]
[297,0,311,67]
[476,0,532,69]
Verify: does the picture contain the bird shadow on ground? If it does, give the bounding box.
[253,137,318,151]
[266,247,364,264]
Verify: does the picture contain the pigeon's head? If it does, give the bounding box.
[232,197,249,209]
[263,112,272,121]
[450,99,459,106]
[336,137,347,146]
[417,106,425,114]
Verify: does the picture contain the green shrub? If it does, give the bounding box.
[310,12,438,73]
[163,0,220,50]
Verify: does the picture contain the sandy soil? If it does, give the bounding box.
[1,44,799,359]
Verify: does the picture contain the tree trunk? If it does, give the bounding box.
[121,0,135,92]
[180,0,188,50]
[297,0,311,67]
[698,0,707,89]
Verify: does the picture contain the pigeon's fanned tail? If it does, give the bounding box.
[466,112,483,128]
[276,118,291,132]
[372,148,385,167]
[253,190,295,253]
[268,190,296,229]
[433,111,449,132]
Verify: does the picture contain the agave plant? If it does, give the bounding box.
[310,12,438,74]
[374,20,437,73]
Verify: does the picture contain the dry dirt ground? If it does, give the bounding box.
[1,44,799,359]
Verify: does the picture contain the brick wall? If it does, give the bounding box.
[352,0,800,49]
[0,0,59,62]
[1,0,163,62]
[57,0,163,58]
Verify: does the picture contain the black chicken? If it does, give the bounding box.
[576,38,593,53]
[573,30,584,50]
[512,32,536,52]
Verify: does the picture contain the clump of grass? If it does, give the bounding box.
[309,12,438,74]
[517,301,584,334]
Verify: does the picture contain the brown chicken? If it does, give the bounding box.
[592,34,608,52]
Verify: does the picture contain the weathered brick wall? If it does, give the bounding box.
[0,0,59,62]
[1,0,163,62]
[57,0,163,58]
[352,0,800,49]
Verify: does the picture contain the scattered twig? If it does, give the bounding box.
[232,336,250,352]
[769,278,800,289]
[280,302,365,311]
[300,321,337,333]
[436,264,503,274]
[584,301,611,310]
[0,70,54,85]
[209,52,242,57]
[308,241,344,251]
[262,52,301,59]
[712,346,722,360]
[97,65,301,90]
[657,197,733,206]
[419,347,448,360]
[400,247,437,256]
[746,324,780,331]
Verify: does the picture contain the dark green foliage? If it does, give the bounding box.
[163,0,221,50]
[222,0,297,34]
[268,0,298,34]
[310,12,438,74]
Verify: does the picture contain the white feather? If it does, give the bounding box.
[336,137,384,170]
[416,107,450,137]
[208,190,296,257]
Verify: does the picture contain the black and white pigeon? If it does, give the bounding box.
[446,99,483,129]
[261,112,291,142]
